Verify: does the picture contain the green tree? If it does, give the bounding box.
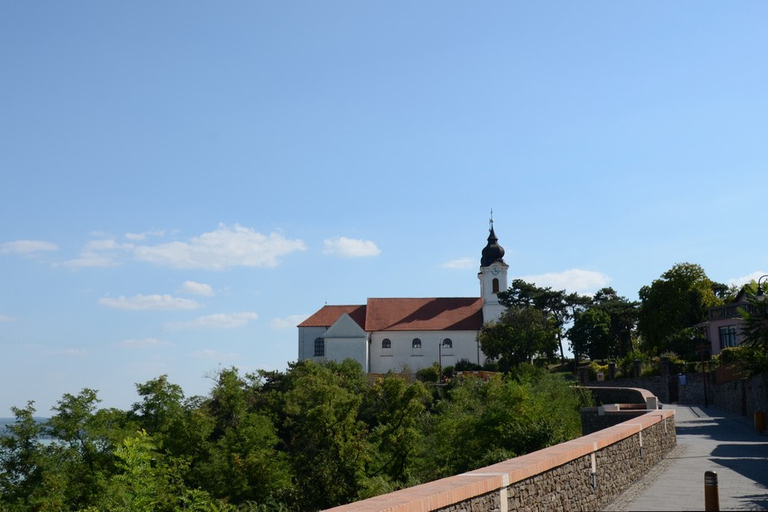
[275,360,370,511]
[45,389,119,509]
[416,371,584,481]
[358,373,430,494]
[498,280,590,362]
[0,402,49,510]
[479,306,558,371]
[570,288,639,360]
[191,368,292,505]
[638,263,724,357]
[739,290,768,352]
[569,307,612,360]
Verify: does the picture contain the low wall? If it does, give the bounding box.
[709,372,768,417]
[588,371,768,419]
[588,376,668,403]
[584,386,656,406]
[325,407,676,511]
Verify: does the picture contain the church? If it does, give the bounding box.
[297,222,509,373]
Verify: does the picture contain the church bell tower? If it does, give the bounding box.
[478,217,508,324]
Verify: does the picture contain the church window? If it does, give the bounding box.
[382,338,391,349]
[492,278,500,293]
[314,337,325,357]
[412,338,421,349]
[442,338,453,349]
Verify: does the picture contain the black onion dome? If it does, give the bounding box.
[481,226,505,267]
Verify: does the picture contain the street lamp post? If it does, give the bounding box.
[757,275,768,300]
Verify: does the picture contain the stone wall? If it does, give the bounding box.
[580,407,649,435]
[325,407,676,512]
[710,372,768,417]
[587,375,669,403]
[588,370,768,419]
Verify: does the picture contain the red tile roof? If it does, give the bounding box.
[298,298,483,332]
[298,305,367,329]
[365,298,483,331]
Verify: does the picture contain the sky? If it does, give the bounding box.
[2,2,768,416]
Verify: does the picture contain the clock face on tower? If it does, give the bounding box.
[491,267,500,275]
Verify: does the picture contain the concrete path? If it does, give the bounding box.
[607,404,768,511]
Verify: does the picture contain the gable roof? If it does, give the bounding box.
[298,305,367,329]
[299,298,484,333]
[365,297,483,331]
[325,313,367,338]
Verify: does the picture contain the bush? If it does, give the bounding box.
[416,364,440,383]
[454,359,483,372]
[586,361,609,381]
[719,345,768,376]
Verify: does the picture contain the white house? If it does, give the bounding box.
[297,222,509,373]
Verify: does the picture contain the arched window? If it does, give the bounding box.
[442,338,453,349]
[382,338,392,349]
[492,278,500,293]
[314,337,325,357]
[412,338,422,349]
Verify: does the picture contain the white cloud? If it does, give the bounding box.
[56,238,134,269]
[0,240,58,254]
[440,257,475,270]
[166,312,259,329]
[728,271,768,288]
[99,294,200,311]
[270,314,310,330]
[84,239,133,251]
[323,236,381,258]
[134,224,306,269]
[58,250,122,269]
[179,280,214,296]
[520,269,611,294]
[0,314,17,322]
[191,349,240,361]
[125,230,165,241]
[117,337,170,348]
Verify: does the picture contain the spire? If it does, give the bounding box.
[481,214,505,267]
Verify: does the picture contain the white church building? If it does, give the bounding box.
[297,223,509,373]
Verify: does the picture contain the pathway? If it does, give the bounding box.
[606,403,768,511]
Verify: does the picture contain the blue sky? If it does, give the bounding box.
[2,2,768,415]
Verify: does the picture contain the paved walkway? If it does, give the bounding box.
[606,404,768,511]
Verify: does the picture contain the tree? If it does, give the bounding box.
[358,373,430,493]
[45,389,117,509]
[275,360,370,510]
[415,370,584,481]
[498,280,590,362]
[739,290,768,352]
[191,368,292,505]
[569,307,612,360]
[478,306,558,372]
[638,263,724,357]
[0,402,48,509]
[571,287,639,359]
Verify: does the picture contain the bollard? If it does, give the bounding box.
[755,411,766,433]
[704,471,719,511]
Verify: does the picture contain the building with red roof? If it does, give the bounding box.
[297,222,509,373]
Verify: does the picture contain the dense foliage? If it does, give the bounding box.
[637,263,725,358]
[0,361,588,511]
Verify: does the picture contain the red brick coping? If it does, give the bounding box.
[324,408,675,512]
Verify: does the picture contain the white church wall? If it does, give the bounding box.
[297,326,327,361]
[325,336,368,371]
[368,331,483,374]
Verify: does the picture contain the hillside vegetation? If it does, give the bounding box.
[0,361,588,511]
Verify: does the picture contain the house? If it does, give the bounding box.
[702,288,752,356]
[297,222,509,373]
